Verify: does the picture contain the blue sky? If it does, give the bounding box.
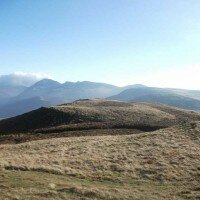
[0,0,200,89]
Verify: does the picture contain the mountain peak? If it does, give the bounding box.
[32,79,61,88]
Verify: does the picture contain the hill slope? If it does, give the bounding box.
[109,87,200,110]
[0,121,200,199]
[133,94,200,110]
[0,99,200,199]
[0,99,199,135]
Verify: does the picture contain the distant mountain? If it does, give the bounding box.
[109,87,200,110]
[132,94,200,110]
[0,77,151,118]
[16,79,62,104]
[0,85,27,105]
[0,97,51,118]
[63,81,119,90]
[122,84,147,90]
[15,79,121,104]
[165,88,200,100]
[109,87,169,101]
[1,74,200,118]
[0,83,27,106]
[0,73,43,106]
[0,73,43,87]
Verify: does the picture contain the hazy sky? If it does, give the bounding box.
[0,0,200,89]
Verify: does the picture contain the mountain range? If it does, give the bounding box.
[0,73,42,106]
[109,87,200,110]
[0,76,200,118]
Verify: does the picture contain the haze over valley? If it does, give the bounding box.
[0,73,200,119]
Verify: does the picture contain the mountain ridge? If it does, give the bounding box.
[0,77,200,119]
[109,87,200,110]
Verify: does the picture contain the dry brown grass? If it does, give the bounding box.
[1,125,199,183]
[1,99,200,135]
[0,122,200,199]
[0,100,200,199]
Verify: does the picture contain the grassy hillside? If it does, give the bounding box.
[0,122,199,199]
[0,99,200,135]
[0,100,200,199]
